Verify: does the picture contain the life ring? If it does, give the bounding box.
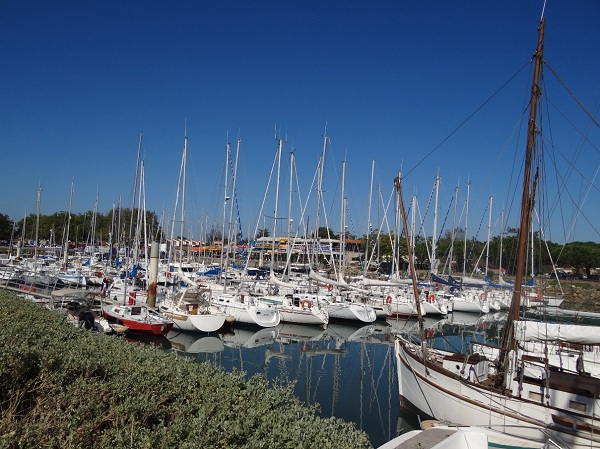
[428,294,435,303]
[301,299,312,309]
[136,272,144,278]
[385,295,392,304]
[479,292,487,300]
[536,292,543,299]
[327,284,333,292]
[167,272,172,278]
[95,271,103,278]
[427,329,435,338]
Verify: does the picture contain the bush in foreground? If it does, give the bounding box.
[0,291,371,448]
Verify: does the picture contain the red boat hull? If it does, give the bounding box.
[103,311,174,335]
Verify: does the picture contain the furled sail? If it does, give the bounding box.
[514,320,600,345]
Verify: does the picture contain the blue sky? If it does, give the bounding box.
[2,1,599,244]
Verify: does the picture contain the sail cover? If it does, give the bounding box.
[269,273,299,289]
[514,320,600,345]
[309,270,370,294]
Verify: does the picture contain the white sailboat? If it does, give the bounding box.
[159,286,226,333]
[213,292,281,328]
[394,16,600,448]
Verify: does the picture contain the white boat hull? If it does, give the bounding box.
[214,295,281,327]
[395,338,600,448]
[326,301,376,323]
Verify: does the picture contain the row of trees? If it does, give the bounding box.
[359,228,600,278]
[1,211,599,277]
[0,210,162,248]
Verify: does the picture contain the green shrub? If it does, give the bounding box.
[0,291,371,449]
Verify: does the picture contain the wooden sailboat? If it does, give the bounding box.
[394,16,600,448]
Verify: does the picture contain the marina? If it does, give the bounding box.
[2,3,600,449]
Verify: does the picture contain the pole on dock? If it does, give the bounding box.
[147,241,159,307]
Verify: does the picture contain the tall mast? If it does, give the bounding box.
[394,177,425,334]
[431,174,440,275]
[129,132,143,264]
[228,137,241,265]
[485,195,493,276]
[63,179,74,268]
[364,160,375,277]
[34,184,42,260]
[287,146,294,263]
[499,208,505,278]
[339,159,346,276]
[462,180,470,277]
[448,183,459,275]
[180,135,187,264]
[270,137,283,274]
[313,130,328,271]
[497,16,545,387]
[220,138,230,287]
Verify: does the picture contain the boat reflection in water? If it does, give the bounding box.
[131,315,506,448]
[124,332,172,351]
[167,330,225,363]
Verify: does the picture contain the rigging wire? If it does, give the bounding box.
[401,61,531,181]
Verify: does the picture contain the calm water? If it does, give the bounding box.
[129,312,507,448]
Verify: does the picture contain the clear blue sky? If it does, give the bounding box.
[2,1,599,244]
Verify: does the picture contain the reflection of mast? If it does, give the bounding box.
[332,351,340,417]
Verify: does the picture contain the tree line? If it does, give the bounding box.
[1,211,599,277]
[0,210,162,248]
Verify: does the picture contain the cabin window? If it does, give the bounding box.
[569,400,587,413]
[528,391,543,402]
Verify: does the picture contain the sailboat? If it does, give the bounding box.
[159,286,226,333]
[394,16,600,448]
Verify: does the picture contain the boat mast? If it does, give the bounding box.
[338,159,346,277]
[496,16,544,387]
[431,174,440,275]
[228,137,241,266]
[462,180,470,278]
[180,135,187,265]
[270,136,283,276]
[34,184,42,260]
[485,195,493,277]
[448,182,458,275]
[63,179,74,269]
[313,130,328,272]
[394,177,424,327]
[364,160,375,277]
[287,146,294,265]
[220,138,230,288]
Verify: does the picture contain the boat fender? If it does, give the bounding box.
[407,343,416,353]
